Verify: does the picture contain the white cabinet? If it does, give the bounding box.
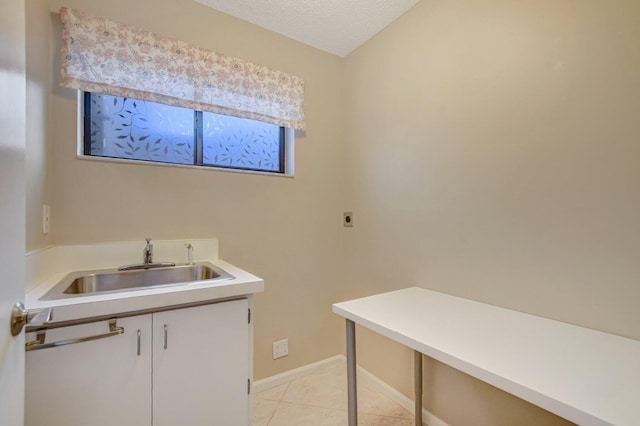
[25,314,153,426]
[153,299,249,426]
[26,298,251,426]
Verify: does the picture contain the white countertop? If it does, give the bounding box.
[333,287,640,426]
[25,239,264,323]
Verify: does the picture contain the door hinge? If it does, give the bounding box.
[248,308,251,324]
[247,378,251,395]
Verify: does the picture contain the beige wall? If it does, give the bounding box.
[28,0,347,379]
[25,0,53,251]
[344,0,640,425]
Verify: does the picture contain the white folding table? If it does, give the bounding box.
[332,287,640,426]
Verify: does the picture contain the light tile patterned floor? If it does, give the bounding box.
[253,362,415,426]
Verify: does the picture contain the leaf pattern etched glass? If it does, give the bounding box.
[89,93,195,165]
[202,112,282,172]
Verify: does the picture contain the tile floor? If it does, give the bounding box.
[253,361,415,425]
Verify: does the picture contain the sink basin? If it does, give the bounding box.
[40,262,234,301]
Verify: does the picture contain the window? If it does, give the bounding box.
[83,92,289,174]
[64,8,304,175]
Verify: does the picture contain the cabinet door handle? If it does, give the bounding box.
[137,329,141,356]
[163,324,168,350]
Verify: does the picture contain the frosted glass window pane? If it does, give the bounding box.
[202,112,282,172]
[89,93,195,165]
[84,92,287,174]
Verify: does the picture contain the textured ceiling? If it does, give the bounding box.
[193,0,420,57]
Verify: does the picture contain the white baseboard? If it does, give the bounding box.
[253,355,344,393]
[253,355,449,426]
[355,359,449,426]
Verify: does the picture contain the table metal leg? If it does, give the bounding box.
[414,350,423,426]
[346,319,358,426]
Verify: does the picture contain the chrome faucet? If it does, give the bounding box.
[143,238,153,264]
[118,238,176,271]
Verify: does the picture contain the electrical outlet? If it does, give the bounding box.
[272,339,288,359]
[42,204,51,235]
[343,212,353,227]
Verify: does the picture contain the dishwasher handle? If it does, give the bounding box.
[26,319,124,351]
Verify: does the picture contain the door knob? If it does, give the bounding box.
[10,301,52,336]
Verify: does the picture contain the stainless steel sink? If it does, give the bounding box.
[40,262,234,301]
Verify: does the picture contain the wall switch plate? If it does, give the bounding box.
[42,204,51,235]
[343,212,353,227]
[272,339,288,359]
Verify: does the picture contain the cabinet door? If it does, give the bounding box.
[153,299,249,426]
[25,314,152,426]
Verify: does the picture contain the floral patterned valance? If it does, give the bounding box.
[59,7,306,130]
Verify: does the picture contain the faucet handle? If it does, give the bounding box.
[185,243,194,264]
[143,238,153,264]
